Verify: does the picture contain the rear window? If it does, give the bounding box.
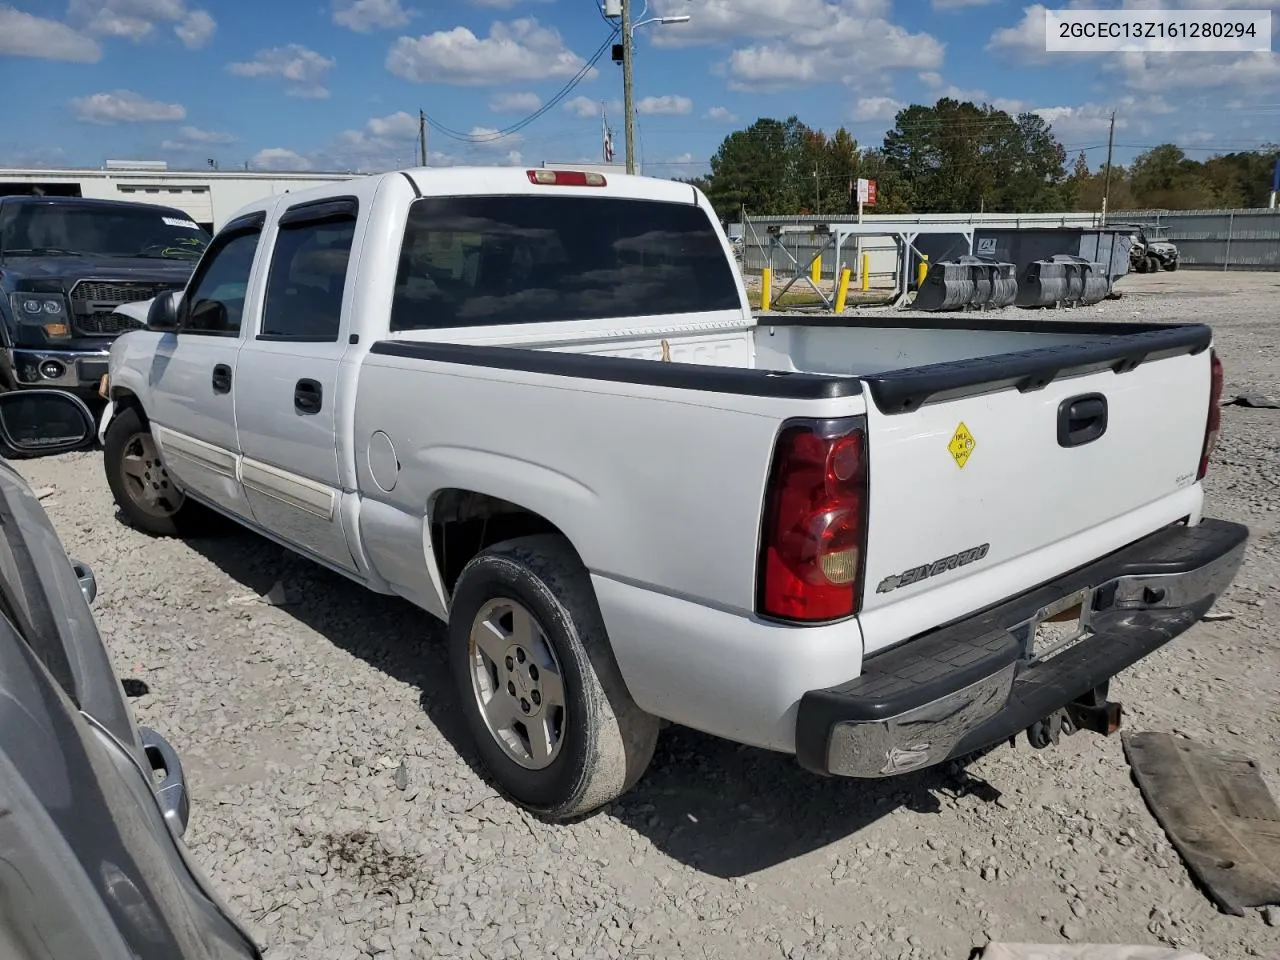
[390,195,741,330]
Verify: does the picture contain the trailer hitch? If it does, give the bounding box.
[1025,684,1123,749]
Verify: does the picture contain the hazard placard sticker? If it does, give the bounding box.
[948,422,976,469]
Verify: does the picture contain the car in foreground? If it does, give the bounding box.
[0,389,258,960]
[100,166,1245,821]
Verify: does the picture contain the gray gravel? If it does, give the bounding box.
[17,268,1280,960]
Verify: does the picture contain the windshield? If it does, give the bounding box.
[0,203,210,261]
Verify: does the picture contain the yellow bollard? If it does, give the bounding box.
[761,267,772,311]
[861,253,870,292]
[810,256,822,285]
[916,254,928,289]
[834,267,852,313]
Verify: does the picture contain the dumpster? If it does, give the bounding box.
[1017,255,1110,308]
[913,255,1017,311]
[915,226,1133,302]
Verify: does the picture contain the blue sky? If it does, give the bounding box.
[1,0,1277,177]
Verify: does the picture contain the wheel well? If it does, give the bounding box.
[430,490,569,595]
[110,388,145,422]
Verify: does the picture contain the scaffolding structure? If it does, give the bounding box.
[764,223,977,309]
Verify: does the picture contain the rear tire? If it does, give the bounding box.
[103,406,216,537]
[448,534,659,821]
[1146,256,1159,274]
[1133,256,1148,273]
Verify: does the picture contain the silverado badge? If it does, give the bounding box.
[876,543,990,594]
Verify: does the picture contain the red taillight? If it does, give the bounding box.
[526,169,607,187]
[758,419,868,622]
[1197,349,1224,481]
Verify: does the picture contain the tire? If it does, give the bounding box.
[1146,256,1160,274]
[103,406,215,537]
[1133,255,1148,274]
[1165,259,1179,272]
[448,534,659,821]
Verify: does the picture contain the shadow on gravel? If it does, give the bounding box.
[184,527,1004,878]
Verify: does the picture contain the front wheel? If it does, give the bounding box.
[103,406,214,537]
[1165,259,1179,272]
[448,535,659,821]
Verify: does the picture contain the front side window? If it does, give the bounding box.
[182,227,261,336]
[259,215,356,342]
[390,195,741,331]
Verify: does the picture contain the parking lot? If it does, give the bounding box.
[16,268,1280,960]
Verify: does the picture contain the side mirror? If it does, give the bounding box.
[0,390,95,458]
[146,291,181,332]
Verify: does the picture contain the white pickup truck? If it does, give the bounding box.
[99,167,1247,820]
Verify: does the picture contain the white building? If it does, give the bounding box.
[0,161,358,232]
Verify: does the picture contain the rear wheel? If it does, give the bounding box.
[1146,256,1160,274]
[448,535,659,821]
[1133,255,1148,273]
[103,406,215,537]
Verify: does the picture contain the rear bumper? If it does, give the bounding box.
[795,517,1248,778]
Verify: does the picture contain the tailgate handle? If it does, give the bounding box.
[1058,393,1108,447]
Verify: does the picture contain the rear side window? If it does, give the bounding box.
[390,195,741,330]
[261,204,357,342]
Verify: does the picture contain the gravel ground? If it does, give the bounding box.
[17,269,1280,960]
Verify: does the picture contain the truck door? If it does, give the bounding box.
[232,197,361,574]
[146,211,263,519]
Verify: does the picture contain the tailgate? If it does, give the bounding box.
[857,340,1213,655]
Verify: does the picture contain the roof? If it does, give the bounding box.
[0,195,193,217]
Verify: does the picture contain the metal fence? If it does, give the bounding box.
[739,208,1280,276]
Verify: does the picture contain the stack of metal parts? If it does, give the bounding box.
[912,255,1018,311]
[1017,254,1111,308]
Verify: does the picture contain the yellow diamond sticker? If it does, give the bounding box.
[948,422,976,469]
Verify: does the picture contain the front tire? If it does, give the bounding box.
[103,406,213,537]
[1146,256,1160,274]
[448,535,659,821]
[1165,259,1179,272]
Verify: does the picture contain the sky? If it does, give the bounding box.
[0,0,1278,177]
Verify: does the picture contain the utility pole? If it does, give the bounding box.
[814,167,820,215]
[621,0,636,174]
[418,108,427,167]
[1101,109,1115,225]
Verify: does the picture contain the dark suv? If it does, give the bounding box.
[0,197,209,399]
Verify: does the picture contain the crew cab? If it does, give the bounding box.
[99,167,1246,820]
[0,196,207,398]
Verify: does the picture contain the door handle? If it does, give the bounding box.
[1057,393,1108,448]
[294,378,322,415]
[211,363,232,394]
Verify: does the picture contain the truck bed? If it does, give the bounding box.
[374,312,1214,657]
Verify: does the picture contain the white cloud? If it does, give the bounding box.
[727,45,818,91]
[851,96,904,122]
[1031,97,1174,140]
[563,95,600,118]
[252,147,312,171]
[175,125,236,144]
[704,106,737,122]
[227,44,336,99]
[636,95,692,115]
[332,0,411,33]
[174,9,214,48]
[67,1,216,48]
[490,91,541,112]
[987,4,1061,64]
[503,149,523,165]
[0,5,102,61]
[1110,50,1280,94]
[645,0,941,91]
[992,97,1028,114]
[72,89,186,124]
[367,111,419,138]
[918,71,943,88]
[468,126,523,149]
[386,18,593,86]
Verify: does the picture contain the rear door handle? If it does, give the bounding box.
[1058,393,1108,447]
[211,363,232,394]
[294,378,322,415]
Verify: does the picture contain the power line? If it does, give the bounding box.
[423,28,618,144]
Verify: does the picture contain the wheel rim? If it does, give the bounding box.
[119,431,184,519]
[468,598,567,770]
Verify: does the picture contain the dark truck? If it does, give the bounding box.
[0,197,208,399]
